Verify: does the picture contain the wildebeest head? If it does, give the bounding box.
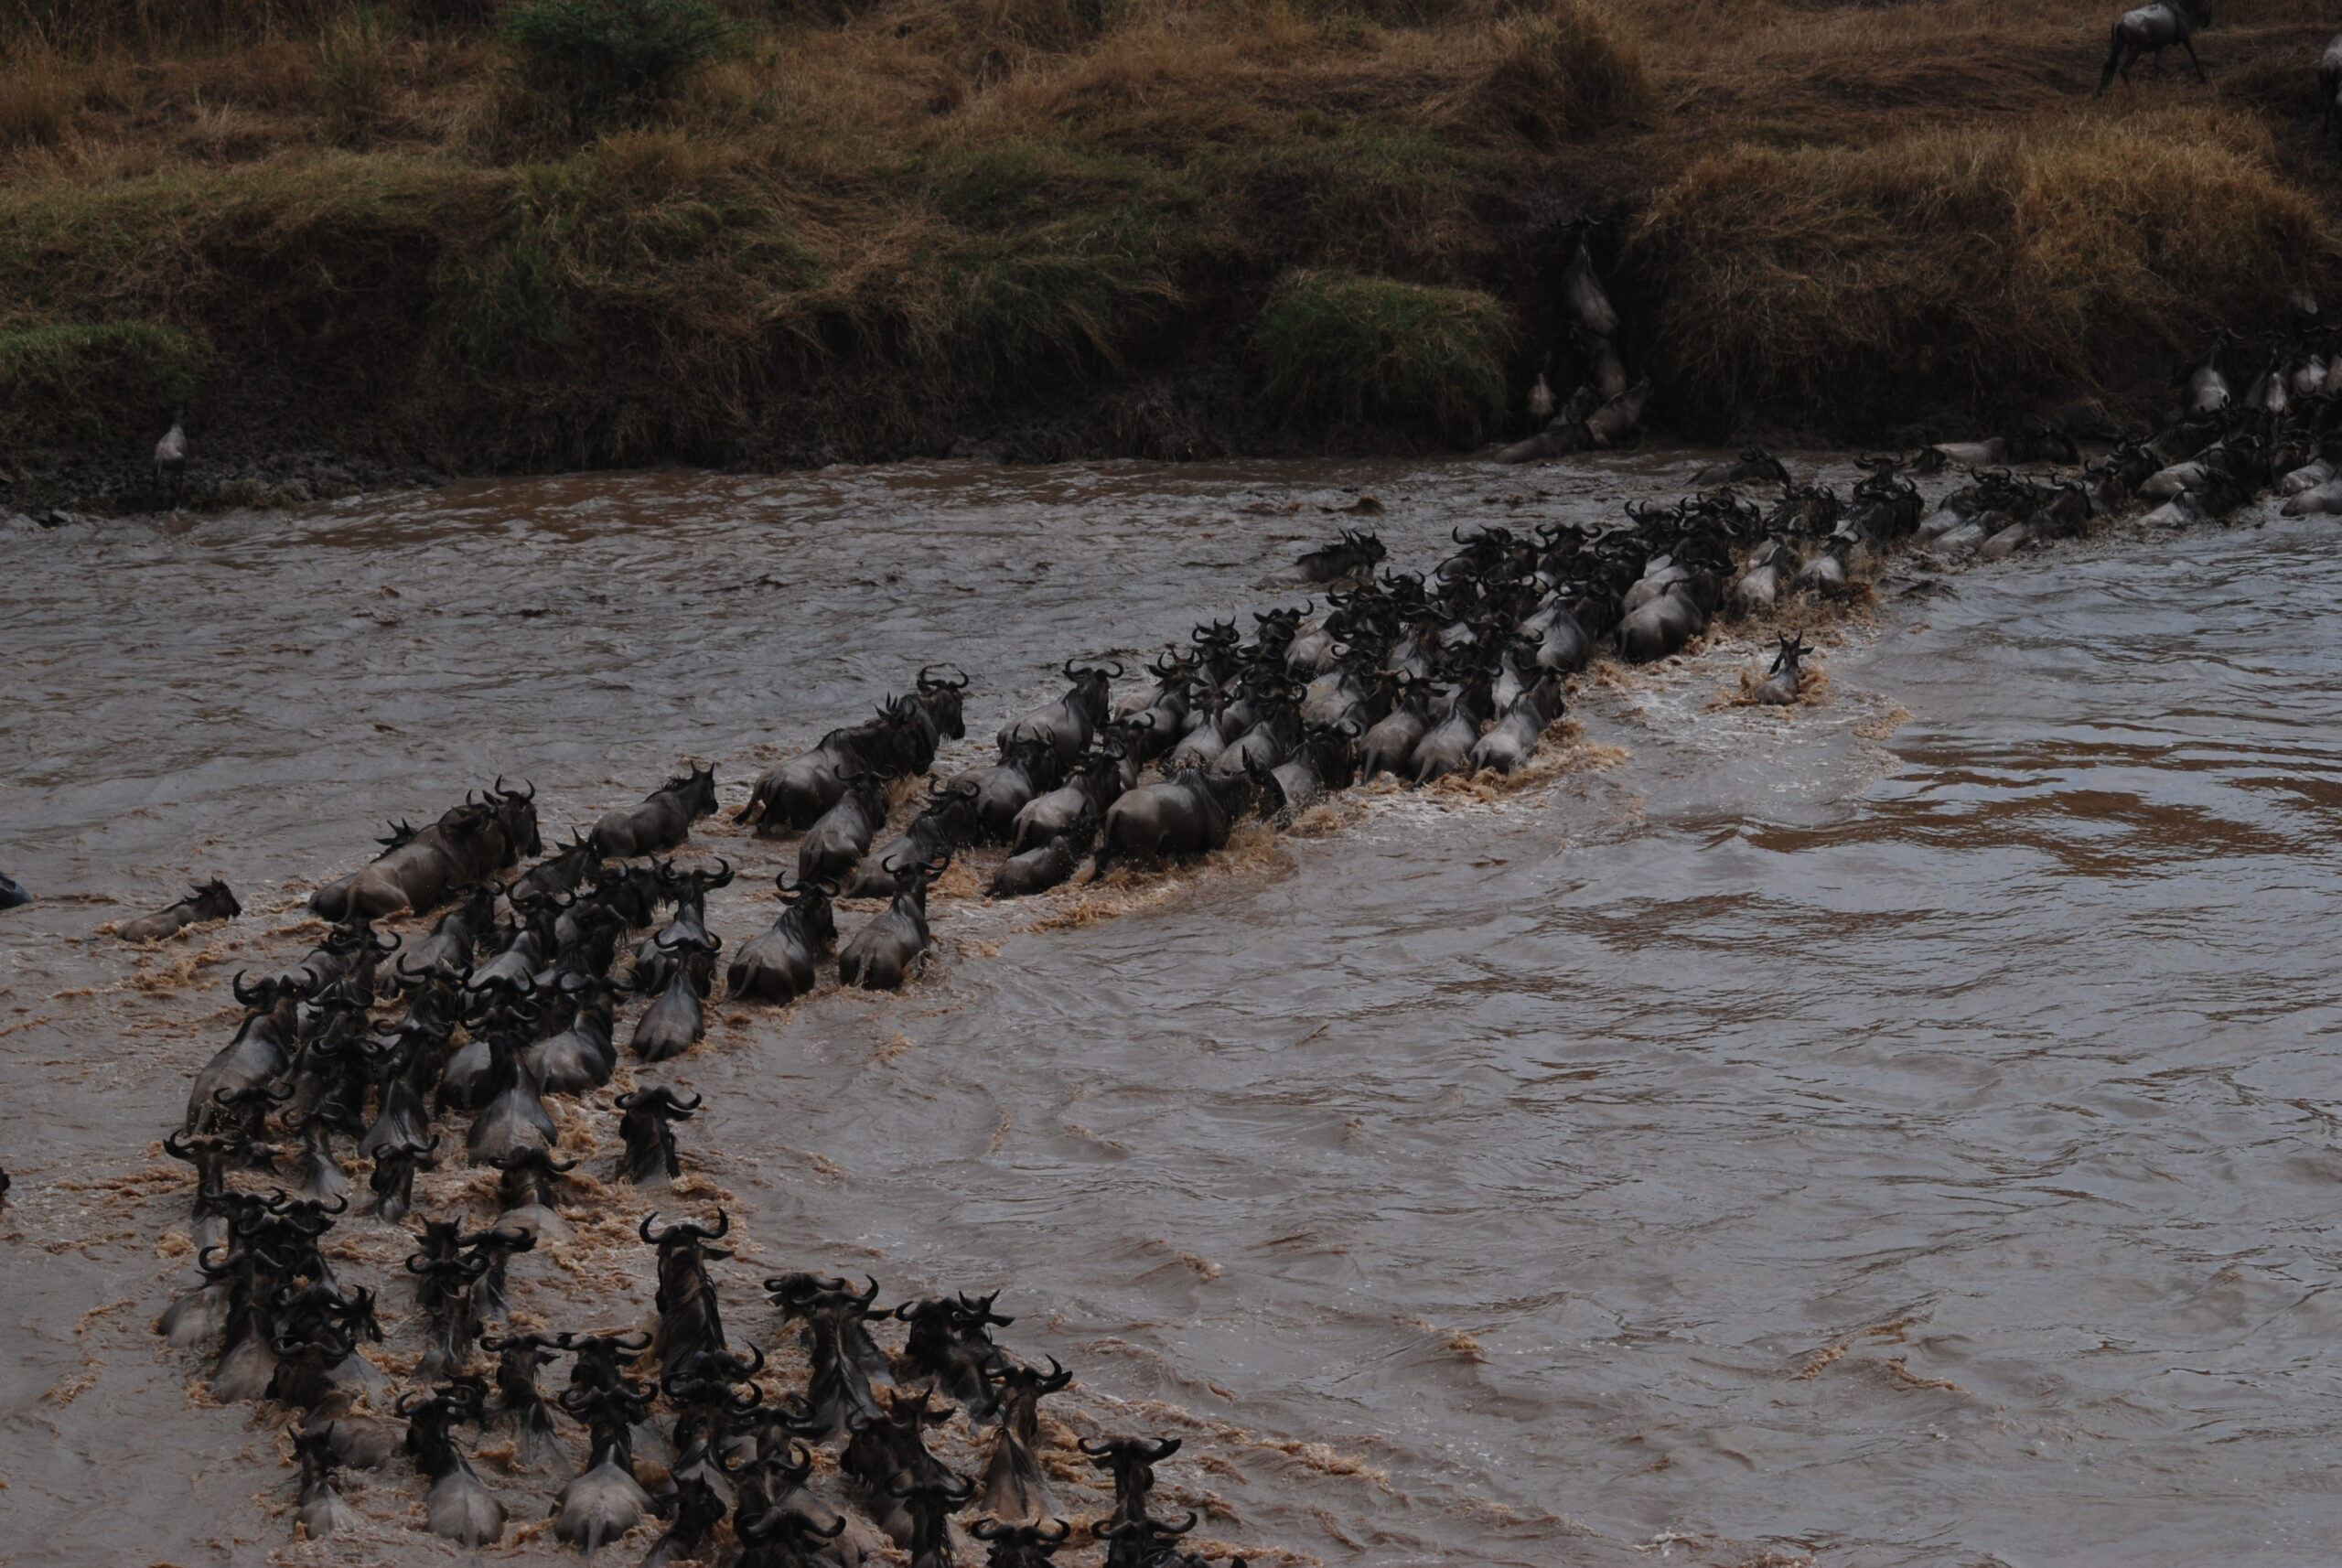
[615,1086,702,1184]
[1098,1510,1199,1568]
[490,777,543,859]
[188,878,242,920]
[916,664,972,739]
[971,1518,1072,1568]
[1061,660,1123,725]
[232,966,316,1015]
[1080,1434,1183,1522]
[662,766,721,822]
[639,1207,733,1262]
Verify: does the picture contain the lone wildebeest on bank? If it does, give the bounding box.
[2098,0,2210,93]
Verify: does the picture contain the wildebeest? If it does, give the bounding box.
[554,1380,657,1551]
[838,855,949,991]
[616,1085,701,1185]
[466,1026,558,1164]
[1011,746,1126,854]
[2323,33,2342,144]
[592,766,718,858]
[630,858,732,988]
[1729,539,1798,618]
[119,878,240,942]
[400,1384,506,1545]
[1359,677,1433,779]
[1411,676,1493,783]
[2182,328,2234,417]
[292,1427,362,1540]
[1617,579,1707,662]
[979,1359,1074,1522]
[1266,530,1387,587]
[2097,0,2209,92]
[962,738,1064,844]
[641,1210,731,1378]
[990,816,1095,899]
[1559,216,1618,338]
[1081,1434,1182,1528]
[629,933,718,1063]
[312,780,539,921]
[186,971,309,1130]
[1094,766,1257,876]
[842,1389,959,1538]
[1267,723,1359,819]
[849,779,983,899]
[1796,535,1855,597]
[389,882,496,989]
[727,874,837,1002]
[529,969,618,1095]
[740,680,958,835]
[800,772,893,886]
[1756,633,1810,706]
[972,1519,1074,1568]
[1469,671,1564,774]
[1692,448,1790,489]
[998,662,1119,768]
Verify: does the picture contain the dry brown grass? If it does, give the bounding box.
[1629,106,2332,432]
[0,0,2334,466]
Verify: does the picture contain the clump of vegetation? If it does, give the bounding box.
[0,321,204,447]
[1460,0,1649,147]
[1629,111,2330,434]
[503,0,735,131]
[1257,269,1511,440]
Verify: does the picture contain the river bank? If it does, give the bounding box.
[1,0,2337,496]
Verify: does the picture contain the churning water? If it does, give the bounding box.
[4,455,2340,1567]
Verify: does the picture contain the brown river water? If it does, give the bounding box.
[2,454,2338,1568]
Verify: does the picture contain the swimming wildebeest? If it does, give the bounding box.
[592,766,718,858]
[312,781,539,920]
[119,879,241,942]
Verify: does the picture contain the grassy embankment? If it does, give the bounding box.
[0,0,2337,497]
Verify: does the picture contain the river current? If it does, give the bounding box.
[2,456,2337,1568]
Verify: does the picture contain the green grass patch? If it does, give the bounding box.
[1255,268,1509,441]
[0,320,206,450]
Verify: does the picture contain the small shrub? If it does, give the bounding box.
[1255,269,1510,441]
[0,60,70,148]
[318,7,398,145]
[1463,0,1649,147]
[503,0,733,132]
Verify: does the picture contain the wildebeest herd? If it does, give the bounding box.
[131,515,1628,1558]
[87,310,2342,1557]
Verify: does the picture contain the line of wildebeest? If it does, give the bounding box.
[131,519,1625,1563]
[117,348,2338,1560]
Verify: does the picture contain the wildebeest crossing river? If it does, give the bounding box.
[4,456,2342,1567]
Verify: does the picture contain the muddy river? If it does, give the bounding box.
[2,456,2338,1568]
